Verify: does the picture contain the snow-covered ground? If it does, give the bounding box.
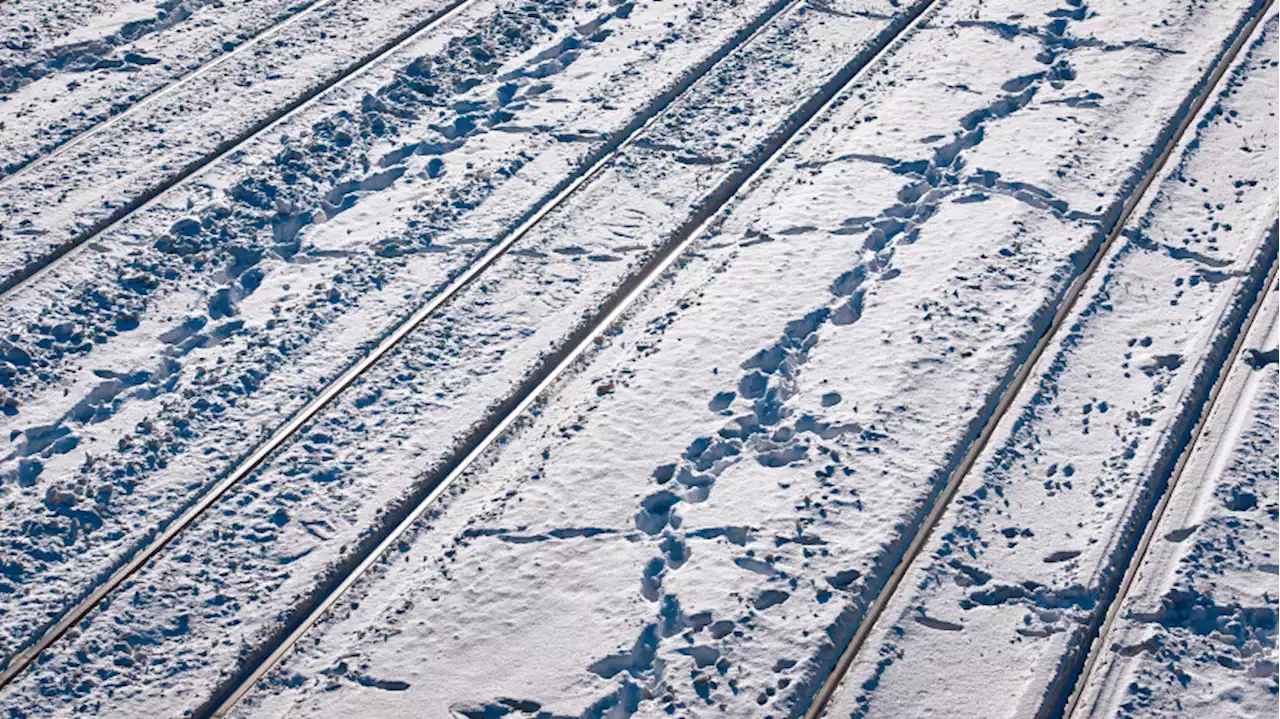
[1079,284,1278,718]
[0,0,831,665]
[1,0,321,181]
[821,9,1278,717]
[0,0,1274,717]
[1071,280,1278,718]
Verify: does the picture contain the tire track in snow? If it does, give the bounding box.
[198,2,945,715]
[0,0,903,697]
[803,2,1276,716]
[0,0,484,299]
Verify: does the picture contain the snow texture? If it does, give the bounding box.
[0,0,1275,717]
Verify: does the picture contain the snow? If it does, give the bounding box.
[1,0,316,181]
[0,0,807,668]
[0,0,1274,717]
[1070,97,1280,711]
[821,10,1279,717]
[1071,284,1279,717]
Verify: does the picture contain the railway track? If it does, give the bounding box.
[804,3,1276,716]
[198,2,950,712]
[1,0,1273,716]
[1063,254,1279,719]
[0,0,938,702]
[0,0,487,298]
[0,0,334,185]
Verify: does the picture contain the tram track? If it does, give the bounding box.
[1062,254,1279,719]
[0,0,489,298]
[0,0,938,702]
[0,0,335,185]
[2,0,1273,716]
[801,2,1276,716]
[202,0,943,711]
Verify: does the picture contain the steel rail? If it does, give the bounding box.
[0,0,484,298]
[202,0,942,714]
[800,2,1276,716]
[0,0,840,693]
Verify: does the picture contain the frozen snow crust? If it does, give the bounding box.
[0,0,1275,717]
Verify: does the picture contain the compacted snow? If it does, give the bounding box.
[0,0,1274,717]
